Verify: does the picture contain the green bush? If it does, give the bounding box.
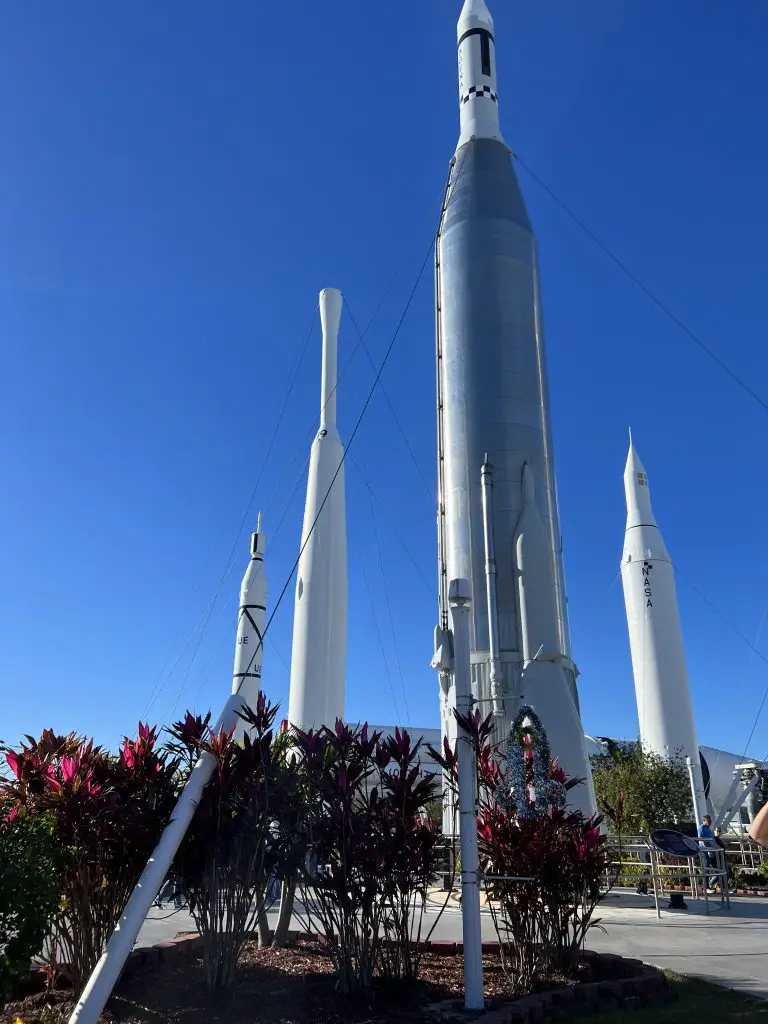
[591,741,693,835]
[0,806,62,998]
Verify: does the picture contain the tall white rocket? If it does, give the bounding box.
[620,435,706,815]
[287,289,348,731]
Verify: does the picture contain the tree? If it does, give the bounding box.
[590,740,693,835]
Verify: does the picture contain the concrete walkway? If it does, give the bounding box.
[136,891,768,998]
[587,891,768,998]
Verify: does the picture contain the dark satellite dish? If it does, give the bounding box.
[650,829,700,858]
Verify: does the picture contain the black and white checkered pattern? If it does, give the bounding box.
[462,85,497,105]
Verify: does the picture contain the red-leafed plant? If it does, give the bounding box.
[431,706,609,995]
[167,696,287,992]
[289,721,441,994]
[0,725,179,992]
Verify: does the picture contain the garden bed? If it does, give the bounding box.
[2,935,669,1024]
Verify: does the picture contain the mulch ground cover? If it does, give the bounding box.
[1,936,598,1024]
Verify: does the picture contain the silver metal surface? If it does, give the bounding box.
[438,140,568,660]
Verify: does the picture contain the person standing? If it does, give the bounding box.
[698,814,717,892]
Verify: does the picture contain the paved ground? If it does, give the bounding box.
[136,889,768,998]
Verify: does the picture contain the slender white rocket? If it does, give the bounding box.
[620,434,706,818]
[232,512,266,709]
[288,289,348,731]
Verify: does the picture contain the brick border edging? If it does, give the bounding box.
[125,934,670,1020]
[476,951,670,1022]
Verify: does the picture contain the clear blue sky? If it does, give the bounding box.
[2,1,768,759]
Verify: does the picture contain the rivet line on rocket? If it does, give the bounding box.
[434,148,469,632]
[232,177,458,693]
[513,151,768,417]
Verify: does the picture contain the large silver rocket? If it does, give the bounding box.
[435,0,594,812]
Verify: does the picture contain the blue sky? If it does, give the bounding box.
[2,0,768,760]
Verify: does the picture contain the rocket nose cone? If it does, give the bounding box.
[319,288,343,336]
[624,437,648,482]
[457,0,493,36]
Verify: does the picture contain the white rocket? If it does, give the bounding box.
[232,512,267,710]
[620,434,706,817]
[287,289,348,731]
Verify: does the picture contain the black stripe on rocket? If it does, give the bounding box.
[233,604,265,678]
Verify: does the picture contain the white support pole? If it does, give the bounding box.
[68,692,246,1024]
[449,577,484,1011]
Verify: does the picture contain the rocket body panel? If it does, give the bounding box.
[436,0,593,813]
[621,443,702,799]
[288,433,347,730]
[288,289,348,732]
[440,139,557,658]
[513,465,561,663]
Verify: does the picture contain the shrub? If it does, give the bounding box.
[0,803,61,999]
[0,725,178,992]
[290,721,441,994]
[168,696,287,992]
[431,706,609,996]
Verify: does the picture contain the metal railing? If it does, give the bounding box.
[602,835,731,918]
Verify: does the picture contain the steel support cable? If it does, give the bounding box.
[159,161,461,723]
[349,455,436,599]
[142,306,318,720]
[344,299,435,505]
[229,167,456,696]
[155,227,431,723]
[169,453,310,721]
[674,569,768,758]
[259,259,418,523]
[347,372,413,729]
[261,170,458,524]
[369,490,413,728]
[513,152,768,416]
[356,538,403,725]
